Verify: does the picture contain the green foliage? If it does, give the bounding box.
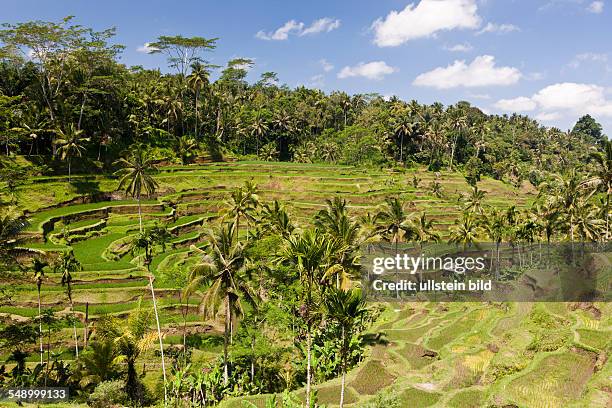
[87,380,129,408]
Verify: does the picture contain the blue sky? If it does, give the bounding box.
[3,0,612,133]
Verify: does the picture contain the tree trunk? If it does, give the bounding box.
[84,302,89,348]
[223,295,230,386]
[68,158,71,182]
[306,325,312,408]
[70,299,79,359]
[149,275,168,404]
[38,287,43,365]
[340,326,346,408]
[138,194,143,232]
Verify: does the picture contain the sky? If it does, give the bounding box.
[2,0,612,133]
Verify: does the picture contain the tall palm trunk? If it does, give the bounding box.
[137,194,143,232]
[68,158,71,182]
[70,299,79,359]
[149,275,168,404]
[306,324,312,408]
[339,326,346,408]
[37,286,43,364]
[223,295,230,386]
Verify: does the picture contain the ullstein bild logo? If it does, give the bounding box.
[361,242,611,302]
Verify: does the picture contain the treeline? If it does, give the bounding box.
[0,16,608,185]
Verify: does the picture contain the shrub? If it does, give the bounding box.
[88,380,128,408]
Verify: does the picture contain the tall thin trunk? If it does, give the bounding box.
[38,287,43,365]
[69,297,79,359]
[400,133,404,164]
[223,295,229,386]
[339,326,346,408]
[306,325,312,408]
[78,94,86,130]
[84,302,89,348]
[138,195,143,232]
[149,275,168,404]
[68,158,71,182]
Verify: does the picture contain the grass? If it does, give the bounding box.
[349,360,395,395]
[447,389,485,408]
[398,387,441,407]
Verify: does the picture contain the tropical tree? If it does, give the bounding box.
[462,185,486,215]
[114,145,159,231]
[55,250,82,358]
[375,197,415,247]
[54,124,90,182]
[323,288,367,408]
[449,213,481,250]
[410,212,440,249]
[278,229,330,407]
[187,222,256,386]
[96,301,157,404]
[32,258,48,365]
[187,62,210,138]
[582,139,612,239]
[221,181,259,240]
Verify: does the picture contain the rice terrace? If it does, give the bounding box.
[0,3,612,408]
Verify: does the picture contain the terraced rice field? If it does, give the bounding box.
[3,161,610,407]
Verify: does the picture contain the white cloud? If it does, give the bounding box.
[319,59,334,72]
[137,43,158,53]
[256,17,340,41]
[371,0,481,47]
[494,96,537,112]
[444,42,474,52]
[467,92,491,99]
[338,61,398,80]
[413,55,522,89]
[301,18,341,36]
[587,1,604,13]
[568,52,608,69]
[535,112,562,122]
[476,22,520,35]
[256,20,304,41]
[494,82,612,122]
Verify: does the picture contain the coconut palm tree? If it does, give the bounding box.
[410,212,440,249]
[250,114,268,156]
[54,124,90,182]
[221,181,259,240]
[0,208,26,266]
[449,212,481,251]
[323,288,367,408]
[259,200,294,239]
[375,197,415,246]
[480,208,506,275]
[114,146,159,232]
[32,258,48,365]
[462,185,486,215]
[581,139,612,239]
[187,62,210,138]
[278,229,330,408]
[187,222,256,386]
[55,250,81,359]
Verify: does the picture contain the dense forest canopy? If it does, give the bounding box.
[0,16,607,186]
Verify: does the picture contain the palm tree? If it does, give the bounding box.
[449,213,480,251]
[187,62,210,138]
[75,341,121,389]
[410,212,440,249]
[55,250,82,359]
[0,208,27,266]
[114,146,159,232]
[54,124,90,182]
[323,288,367,408]
[278,229,330,408]
[187,222,256,386]
[462,185,486,215]
[96,301,157,404]
[375,197,415,246]
[250,114,268,156]
[582,139,612,239]
[394,115,418,164]
[259,200,295,239]
[32,258,48,365]
[221,181,259,240]
[480,208,506,275]
[176,136,198,165]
